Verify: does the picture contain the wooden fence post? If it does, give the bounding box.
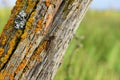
[0,0,92,80]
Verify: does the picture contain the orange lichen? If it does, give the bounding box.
[29,45,33,53]
[25,64,32,70]
[0,70,8,80]
[15,59,27,74]
[10,73,14,80]
[9,64,14,69]
[25,45,33,55]
[46,0,51,7]
[31,41,47,61]
[0,70,14,80]
[22,41,48,74]
[34,19,44,33]
[0,32,7,45]
[24,46,29,56]
[37,20,43,30]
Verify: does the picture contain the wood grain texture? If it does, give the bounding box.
[0,0,92,80]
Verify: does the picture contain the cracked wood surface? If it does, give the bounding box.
[0,0,92,80]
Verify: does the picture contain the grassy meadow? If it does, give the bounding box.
[0,9,120,80]
[0,8,11,32]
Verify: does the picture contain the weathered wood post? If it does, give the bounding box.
[0,0,92,80]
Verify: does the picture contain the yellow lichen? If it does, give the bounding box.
[16,30,23,37]
[4,18,13,30]
[12,0,22,14]
[21,32,27,39]
[24,11,35,32]
[11,0,22,13]
[0,48,4,57]
[0,36,16,66]
[0,30,21,68]
[8,38,16,55]
[0,33,7,45]
[25,0,36,13]
[7,30,22,54]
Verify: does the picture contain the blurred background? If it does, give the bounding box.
[0,0,120,80]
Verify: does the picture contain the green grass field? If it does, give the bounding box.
[0,9,120,80]
[0,8,11,32]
